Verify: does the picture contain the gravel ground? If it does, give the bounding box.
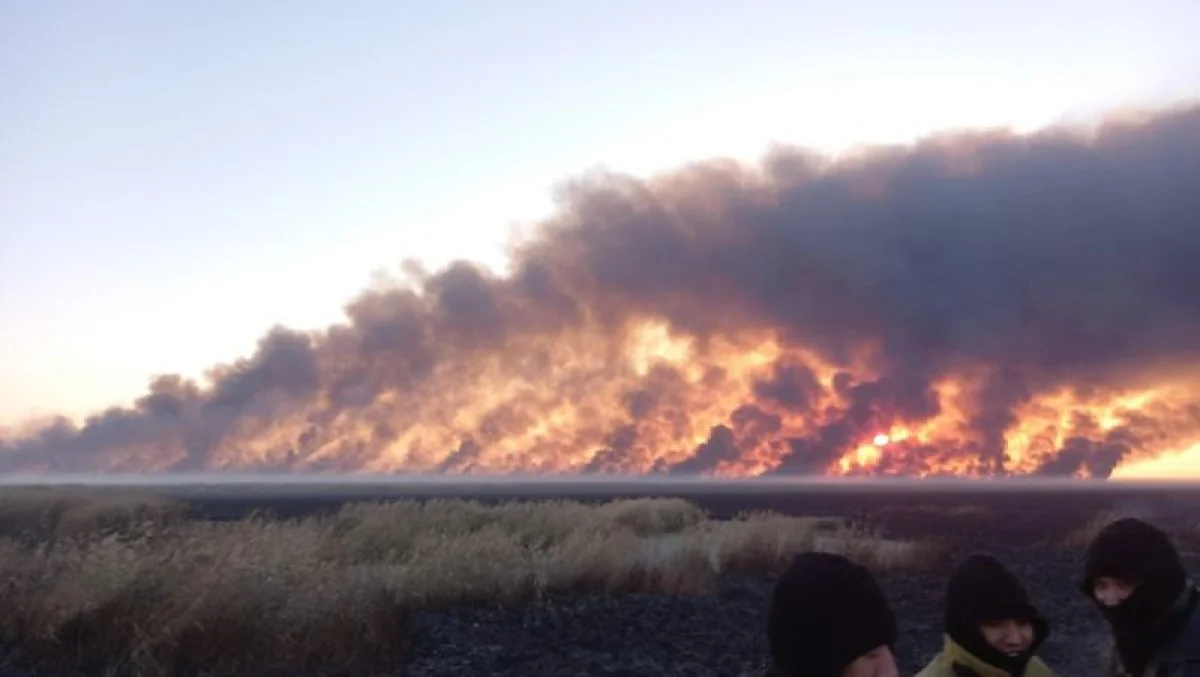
[398,484,1200,677]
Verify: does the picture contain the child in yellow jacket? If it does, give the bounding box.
[916,554,1055,677]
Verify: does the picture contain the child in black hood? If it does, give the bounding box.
[766,551,899,677]
[916,554,1054,677]
[1082,517,1200,677]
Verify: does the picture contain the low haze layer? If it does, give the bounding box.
[4,104,1200,477]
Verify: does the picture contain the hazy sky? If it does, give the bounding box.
[3,0,1199,428]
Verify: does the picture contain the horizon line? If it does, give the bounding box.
[0,472,1190,488]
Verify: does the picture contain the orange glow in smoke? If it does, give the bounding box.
[6,315,1198,478]
[104,318,1193,479]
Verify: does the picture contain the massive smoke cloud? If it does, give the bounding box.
[5,103,1200,477]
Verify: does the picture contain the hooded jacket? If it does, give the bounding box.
[766,551,897,677]
[1082,518,1200,677]
[916,554,1055,677]
[916,638,1056,677]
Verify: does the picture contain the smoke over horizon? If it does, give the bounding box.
[6,103,1200,477]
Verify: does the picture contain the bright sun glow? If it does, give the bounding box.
[872,433,891,447]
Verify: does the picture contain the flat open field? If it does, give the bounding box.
[1,478,1198,676]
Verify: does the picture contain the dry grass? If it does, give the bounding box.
[1063,504,1167,548]
[0,490,935,676]
[0,486,190,542]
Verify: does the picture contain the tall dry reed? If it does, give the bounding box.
[0,490,934,676]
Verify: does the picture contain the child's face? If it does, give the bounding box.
[979,619,1034,656]
[841,644,899,677]
[1093,576,1138,607]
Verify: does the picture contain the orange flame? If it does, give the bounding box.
[69,318,1188,479]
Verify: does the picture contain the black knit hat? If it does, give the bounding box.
[1081,517,1190,676]
[944,554,1049,674]
[1081,517,1185,600]
[946,554,1043,626]
[767,552,897,677]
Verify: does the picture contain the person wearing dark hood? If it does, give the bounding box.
[765,551,899,677]
[1082,517,1200,677]
[916,554,1054,677]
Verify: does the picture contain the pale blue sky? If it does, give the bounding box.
[3,0,1199,426]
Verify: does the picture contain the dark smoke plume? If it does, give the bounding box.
[4,103,1200,477]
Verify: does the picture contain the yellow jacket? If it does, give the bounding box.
[916,635,1056,677]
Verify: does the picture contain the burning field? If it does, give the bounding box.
[4,103,1200,477]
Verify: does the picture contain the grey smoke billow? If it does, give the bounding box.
[4,104,1200,476]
